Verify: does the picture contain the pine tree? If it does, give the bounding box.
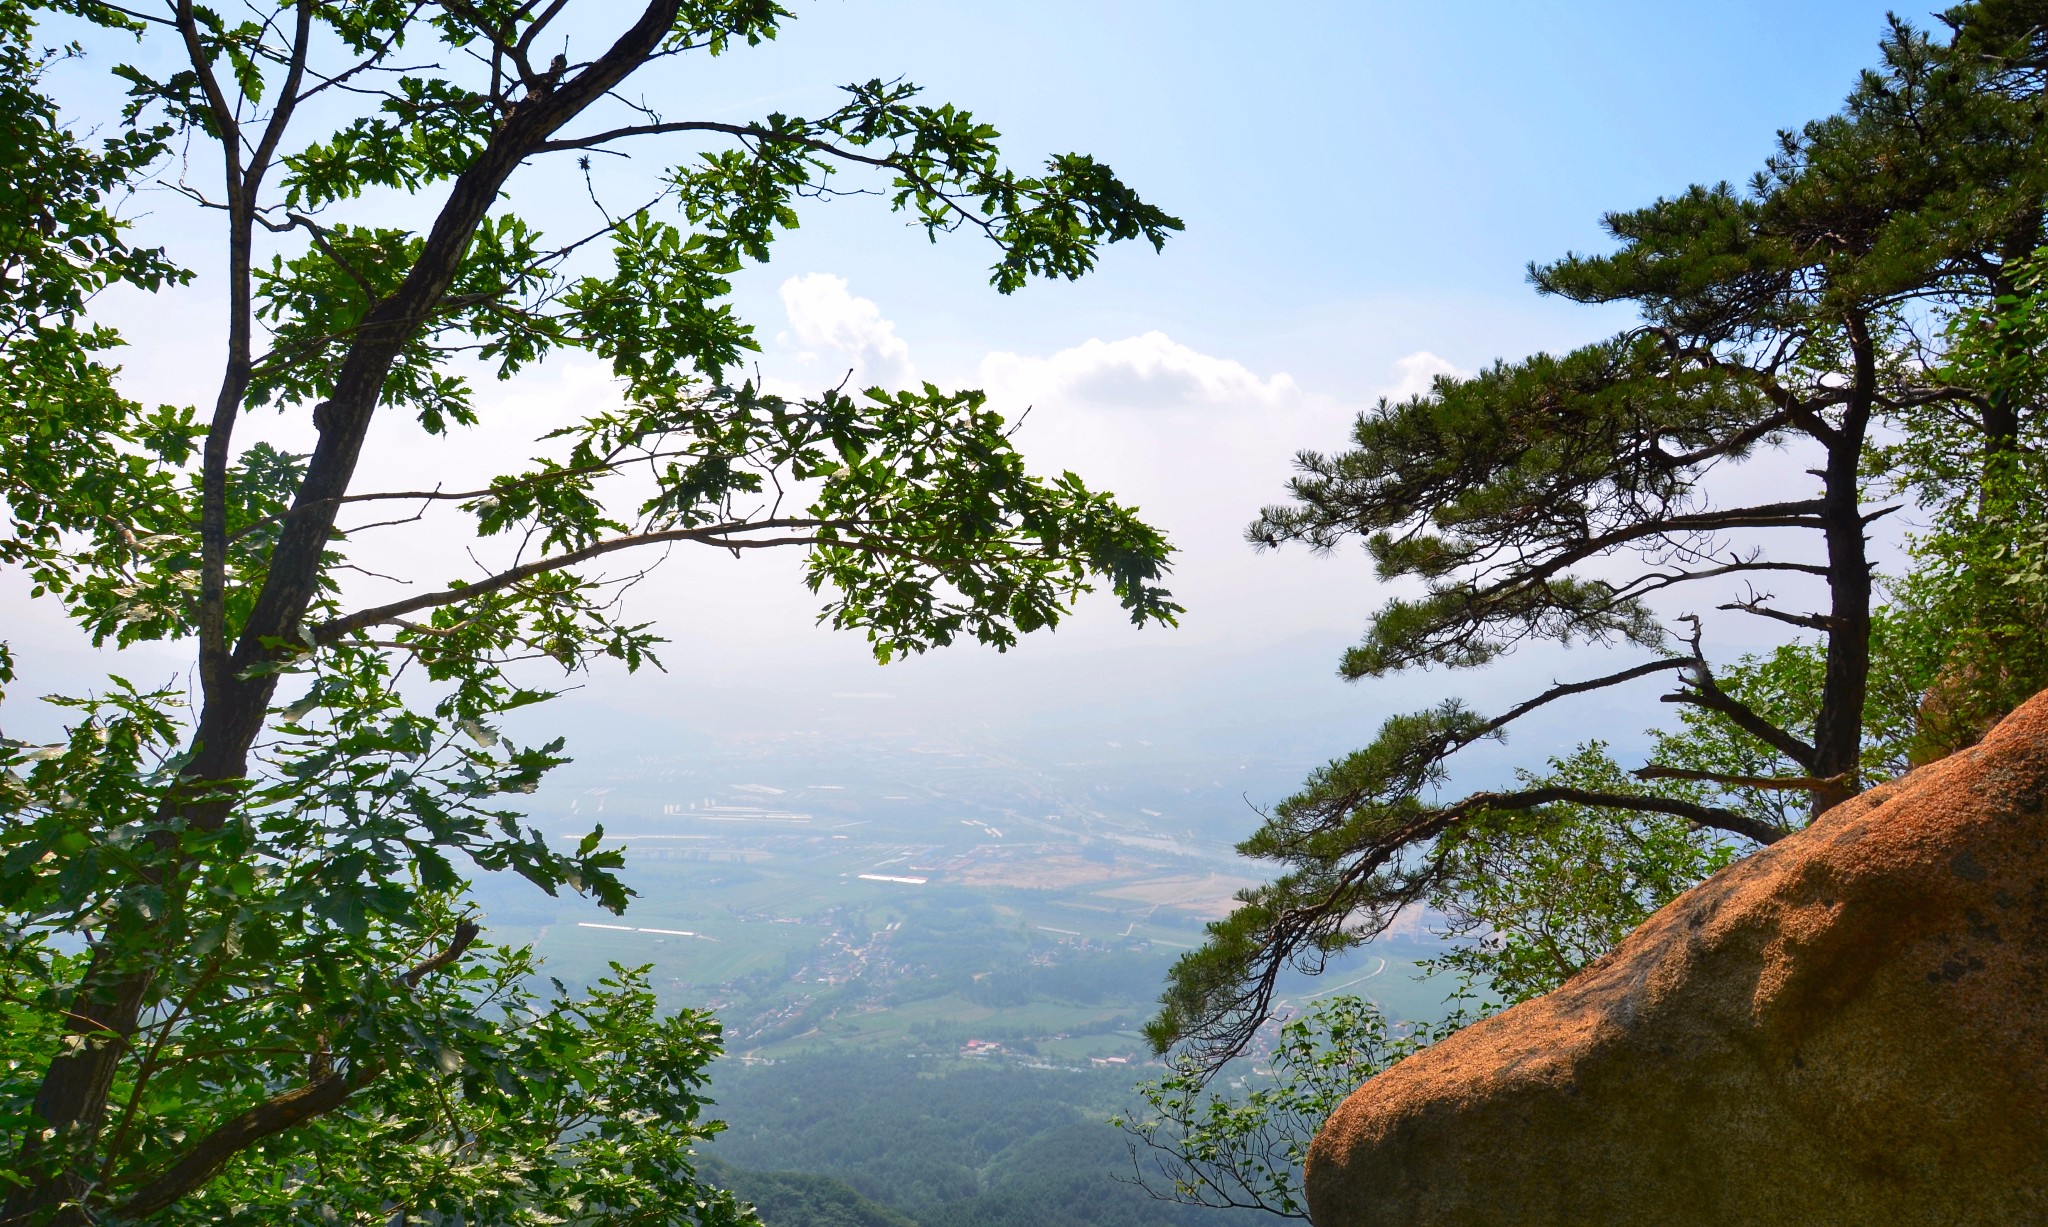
[1152,1,2048,1063]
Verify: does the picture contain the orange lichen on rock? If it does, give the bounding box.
[1304,687,2048,1227]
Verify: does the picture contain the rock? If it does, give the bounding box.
[1304,687,2048,1227]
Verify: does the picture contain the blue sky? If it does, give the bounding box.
[689,1,1909,371]
[15,1,1914,782]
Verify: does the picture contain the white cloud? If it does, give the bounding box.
[952,331,1383,649]
[776,273,916,391]
[979,331,1301,411]
[1375,350,1467,402]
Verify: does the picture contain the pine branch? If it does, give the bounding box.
[1633,765,1855,793]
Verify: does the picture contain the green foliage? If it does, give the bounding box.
[0,1,1180,1220]
[805,386,1179,660]
[0,924,744,1225]
[0,670,719,1220]
[0,0,195,653]
[282,76,499,208]
[186,955,738,1226]
[1119,997,1422,1219]
[720,78,1184,294]
[1878,247,2048,761]
[0,2,180,325]
[1423,745,1737,1009]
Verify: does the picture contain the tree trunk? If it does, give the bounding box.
[1808,317,1877,817]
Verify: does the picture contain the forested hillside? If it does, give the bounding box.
[701,1164,919,1227]
[705,1054,1255,1227]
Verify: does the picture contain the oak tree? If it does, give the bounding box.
[0,1,1182,1221]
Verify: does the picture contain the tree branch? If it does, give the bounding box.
[1601,558,1831,606]
[1654,404,1803,468]
[1186,770,1786,1066]
[311,518,835,642]
[533,119,865,158]
[530,117,1020,250]
[1463,658,1691,747]
[1405,498,1831,611]
[402,919,482,987]
[1633,765,1854,793]
[1450,785,1788,848]
[247,1,315,179]
[1664,616,1820,770]
[1715,597,1834,632]
[109,923,479,1220]
[181,0,254,701]
[223,442,716,546]
[290,5,435,108]
[1658,333,1845,445]
[111,1070,375,1220]
[1664,672,1819,771]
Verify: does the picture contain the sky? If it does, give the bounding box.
[10,1,1918,794]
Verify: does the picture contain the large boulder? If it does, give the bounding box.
[1305,688,2048,1227]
